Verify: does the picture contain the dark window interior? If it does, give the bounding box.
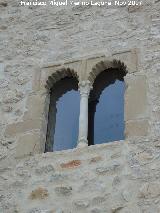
[88,68,126,145]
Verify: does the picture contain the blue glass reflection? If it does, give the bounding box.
[53,90,80,151]
[94,80,125,144]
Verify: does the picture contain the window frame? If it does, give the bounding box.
[11,50,149,157]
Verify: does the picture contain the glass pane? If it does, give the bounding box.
[53,90,80,151]
[94,80,125,144]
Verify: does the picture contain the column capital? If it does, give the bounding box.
[78,80,92,97]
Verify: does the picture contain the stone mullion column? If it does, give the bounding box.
[77,80,92,147]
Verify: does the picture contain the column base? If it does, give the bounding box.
[77,138,88,148]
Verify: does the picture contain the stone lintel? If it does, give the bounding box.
[40,50,137,90]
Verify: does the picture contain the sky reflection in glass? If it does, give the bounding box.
[53,90,80,151]
[94,80,125,144]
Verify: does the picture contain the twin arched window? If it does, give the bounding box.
[45,66,127,152]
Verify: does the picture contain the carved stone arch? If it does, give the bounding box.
[46,67,79,90]
[88,59,127,86]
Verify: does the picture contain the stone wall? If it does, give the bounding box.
[1,139,160,213]
[0,0,160,212]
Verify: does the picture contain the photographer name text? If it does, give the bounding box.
[20,0,143,7]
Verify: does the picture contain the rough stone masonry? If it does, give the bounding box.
[0,0,160,212]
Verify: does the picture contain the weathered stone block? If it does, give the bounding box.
[29,187,48,200]
[0,79,8,88]
[90,208,103,213]
[112,49,138,73]
[125,75,148,121]
[60,160,81,169]
[89,156,102,163]
[16,132,41,158]
[139,182,160,198]
[24,94,45,120]
[125,120,149,137]
[5,119,42,138]
[3,90,23,104]
[35,164,55,175]
[32,69,41,92]
[128,5,142,13]
[91,195,106,205]
[96,163,121,175]
[49,173,67,182]
[74,199,90,209]
[111,206,124,213]
[0,63,5,78]
[112,176,121,187]
[55,186,72,196]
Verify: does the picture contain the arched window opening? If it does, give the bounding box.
[45,76,80,152]
[88,68,126,145]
